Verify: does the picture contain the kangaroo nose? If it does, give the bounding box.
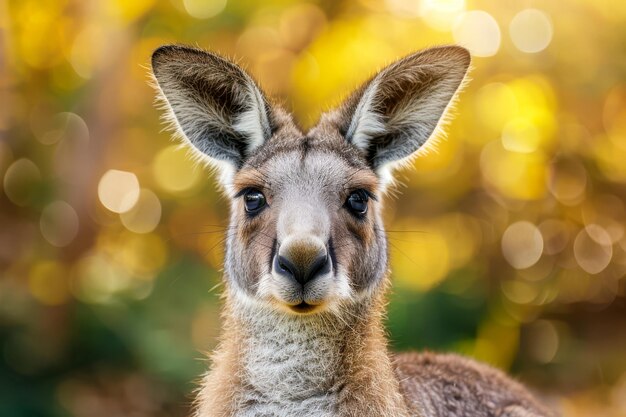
[273,238,331,285]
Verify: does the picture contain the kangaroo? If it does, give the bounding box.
[151,44,554,417]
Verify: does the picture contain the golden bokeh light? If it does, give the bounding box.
[509,9,553,54]
[97,169,140,213]
[118,232,168,279]
[501,221,544,269]
[473,82,518,136]
[120,188,162,234]
[31,111,88,146]
[480,141,547,200]
[385,0,422,17]
[152,145,203,194]
[452,10,500,57]
[573,225,613,274]
[420,0,466,32]
[183,0,227,19]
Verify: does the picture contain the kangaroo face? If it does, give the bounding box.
[227,137,386,313]
[152,45,470,314]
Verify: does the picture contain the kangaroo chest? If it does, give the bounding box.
[234,312,349,416]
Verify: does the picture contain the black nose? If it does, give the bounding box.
[274,252,331,286]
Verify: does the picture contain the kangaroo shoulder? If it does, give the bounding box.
[393,351,554,417]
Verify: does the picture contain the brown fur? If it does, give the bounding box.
[394,353,553,416]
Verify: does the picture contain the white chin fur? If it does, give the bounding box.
[233,272,355,314]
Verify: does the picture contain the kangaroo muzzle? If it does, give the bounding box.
[273,235,331,287]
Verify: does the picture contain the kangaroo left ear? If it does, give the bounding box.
[335,46,470,181]
[151,45,274,187]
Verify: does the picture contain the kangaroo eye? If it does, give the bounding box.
[243,189,266,214]
[345,190,369,217]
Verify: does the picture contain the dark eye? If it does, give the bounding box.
[243,189,266,214]
[345,190,369,217]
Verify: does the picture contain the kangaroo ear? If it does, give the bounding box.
[151,45,274,185]
[336,46,470,181]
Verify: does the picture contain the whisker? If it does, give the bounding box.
[207,281,224,295]
[386,240,422,270]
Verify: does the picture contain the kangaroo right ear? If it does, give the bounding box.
[151,45,274,185]
[333,46,470,185]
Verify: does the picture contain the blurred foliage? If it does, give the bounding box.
[1,0,626,416]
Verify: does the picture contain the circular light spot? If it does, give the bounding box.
[183,0,227,19]
[40,201,80,247]
[32,112,89,146]
[573,225,612,274]
[152,145,202,194]
[120,189,162,234]
[98,169,140,213]
[509,9,553,53]
[3,158,41,206]
[527,320,559,363]
[453,10,501,57]
[502,118,541,153]
[421,0,466,31]
[501,221,543,269]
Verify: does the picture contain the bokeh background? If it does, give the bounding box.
[2,0,626,416]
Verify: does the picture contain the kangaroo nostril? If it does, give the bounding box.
[307,254,329,282]
[277,256,293,275]
[274,254,298,280]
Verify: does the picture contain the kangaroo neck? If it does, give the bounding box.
[212,295,410,417]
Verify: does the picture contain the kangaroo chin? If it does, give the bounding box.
[151,44,555,417]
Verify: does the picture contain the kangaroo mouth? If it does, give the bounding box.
[289,301,318,314]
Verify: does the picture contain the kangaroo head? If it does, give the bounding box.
[151,45,470,315]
